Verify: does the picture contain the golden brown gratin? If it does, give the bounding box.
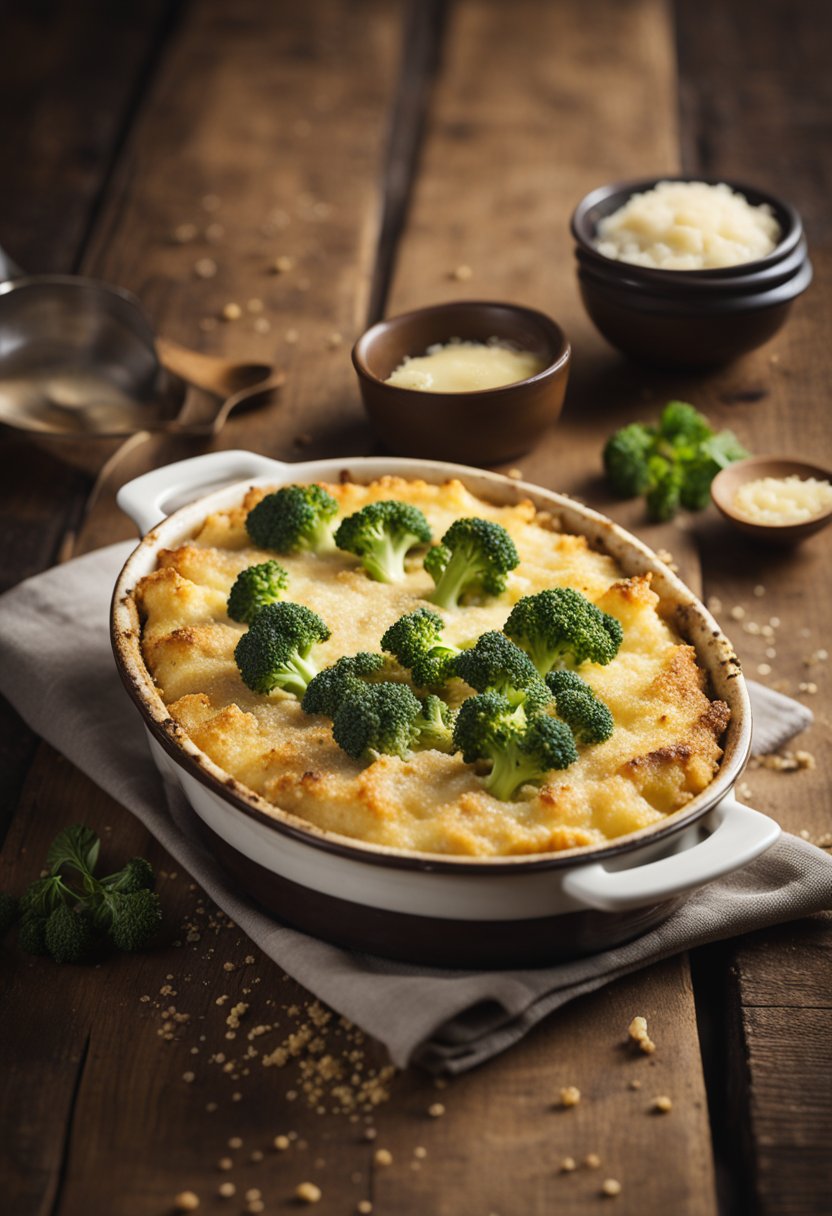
[134,477,729,857]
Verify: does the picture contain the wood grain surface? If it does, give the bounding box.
[1,1,830,1214]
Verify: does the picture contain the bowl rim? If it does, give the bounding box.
[112,454,751,875]
[570,175,803,280]
[351,300,571,398]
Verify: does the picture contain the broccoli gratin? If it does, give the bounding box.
[134,477,729,857]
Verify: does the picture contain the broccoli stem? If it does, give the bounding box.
[279,652,321,697]
[363,534,414,583]
[485,749,543,802]
[430,551,477,611]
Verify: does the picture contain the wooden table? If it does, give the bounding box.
[1,2,830,1212]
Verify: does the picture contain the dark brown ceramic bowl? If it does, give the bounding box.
[352,301,571,464]
[570,177,812,368]
[711,456,832,544]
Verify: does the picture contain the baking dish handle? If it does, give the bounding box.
[562,797,781,912]
[117,449,288,535]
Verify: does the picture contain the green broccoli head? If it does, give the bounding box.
[334,500,432,583]
[235,601,331,696]
[645,455,684,522]
[227,560,289,624]
[658,401,713,448]
[545,670,614,745]
[100,857,156,895]
[504,588,623,675]
[245,484,338,554]
[105,889,163,952]
[452,691,577,800]
[679,431,751,511]
[301,652,387,718]
[381,607,461,686]
[414,694,457,754]
[453,631,550,711]
[331,682,456,761]
[44,902,98,964]
[426,518,519,610]
[18,912,49,955]
[603,423,656,497]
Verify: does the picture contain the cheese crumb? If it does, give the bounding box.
[628,1015,656,1053]
[652,1095,673,1113]
[601,1178,622,1197]
[559,1085,581,1108]
[295,1182,322,1204]
[374,1148,393,1167]
[427,1102,445,1118]
[560,1156,577,1172]
[274,1134,290,1151]
[174,1193,200,1212]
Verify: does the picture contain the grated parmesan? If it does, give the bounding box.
[732,475,832,525]
[596,181,780,270]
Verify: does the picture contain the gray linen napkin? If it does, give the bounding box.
[1,543,830,1073]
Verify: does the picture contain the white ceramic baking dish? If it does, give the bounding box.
[111,450,779,966]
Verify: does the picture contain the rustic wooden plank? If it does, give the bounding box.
[380,2,718,1213]
[0,1,407,1214]
[674,2,832,1214]
[0,0,175,843]
[373,959,712,1215]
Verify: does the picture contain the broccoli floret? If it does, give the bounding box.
[18,912,49,956]
[453,631,550,711]
[301,652,388,717]
[603,423,656,497]
[334,500,432,583]
[96,888,163,953]
[99,857,156,894]
[44,902,98,964]
[227,560,289,624]
[425,518,519,610]
[332,682,455,761]
[0,892,19,938]
[645,455,683,522]
[504,588,623,675]
[679,431,751,510]
[545,670,614,745]
[381,608,462,687]
[235,601,331,696]
[414,694,457,754]
[453,691,577,800]
[658,400,714,447]
[245,484,338,554]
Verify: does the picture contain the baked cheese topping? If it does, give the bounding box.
[134,477,728,857]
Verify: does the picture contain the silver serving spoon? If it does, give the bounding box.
[0,245,283,472]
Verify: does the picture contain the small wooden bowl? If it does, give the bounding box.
[352,301,571,464]
[711,456,832,544]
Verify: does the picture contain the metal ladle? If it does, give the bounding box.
[0,245,284,474]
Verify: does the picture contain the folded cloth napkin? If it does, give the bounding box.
[1,544,830,1073]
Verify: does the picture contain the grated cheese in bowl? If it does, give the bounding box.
[732,475,832,525]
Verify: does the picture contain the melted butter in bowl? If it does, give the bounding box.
[385,339,546,393]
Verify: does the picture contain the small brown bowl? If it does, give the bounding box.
[711,456,832,544]
[352,300,571,464]
[570,177,812,368]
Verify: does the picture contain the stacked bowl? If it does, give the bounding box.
[570,176,812,368]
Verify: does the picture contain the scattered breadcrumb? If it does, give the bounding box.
[218,1182,235,1199]
[194,257,218,279]
[584,1153,602,1169]
[274,1134,290,1151]
[253,317,271,334]
[507,467,524,480]
[246,1202,264,1214]
[628,1016,656,1054]
[228,1136,243,1149]
[753,585,766,597]
[245,1189,261,1202]
[172,223,198,244]
[729,605,746,621]
[174,1192,200,1212]
[559,1085,581,1108]
[250,1150,264,1163]
[221,302,242,321]
[374,1148,393,1167]
[449,264,473,281]
[798,682,818,695]
[295,1181,322,1204]
[285,328,300,343]
[427,1102,446,1118]
[327,332,344,349]
[628,1079,641,1090]
[560,1156,577,1172]
[601,1178,622,1197]
[272,255,295,273]
[750,750,815,772]
[217,1157,233,1171]
[247,298,264,313]
[652,1095,673,1113]
[357,1203,373,1214]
